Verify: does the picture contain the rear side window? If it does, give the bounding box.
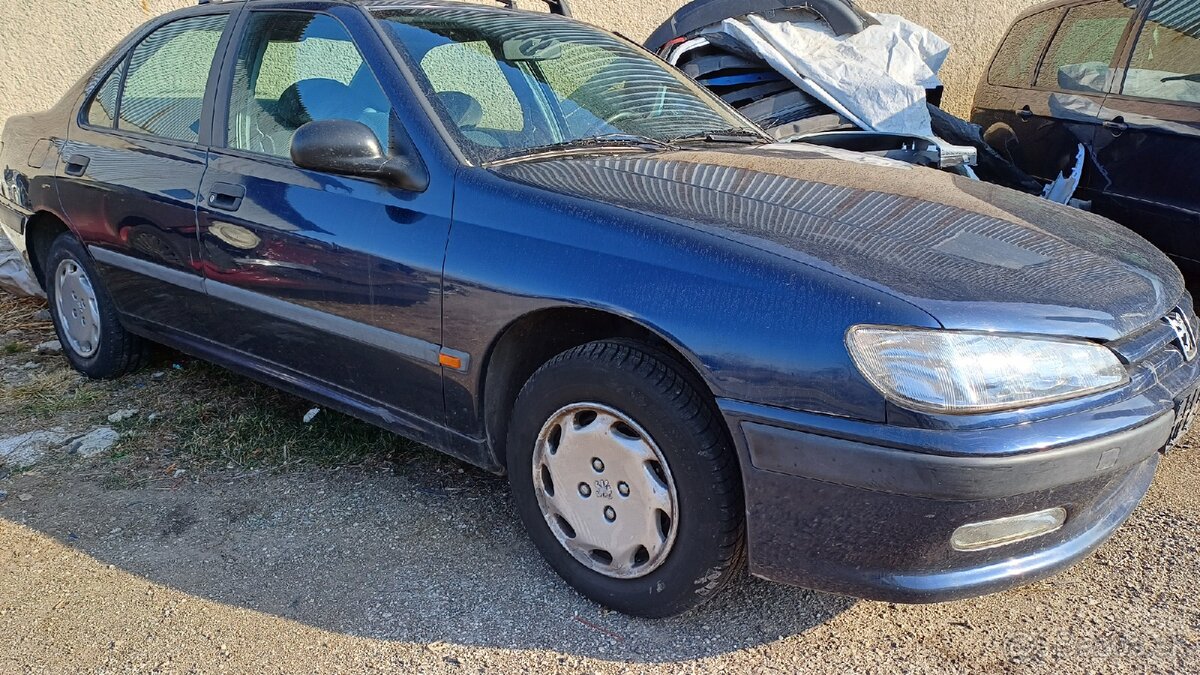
[1121,0,1200,104]
[989,10,1060,87]
[226,12,393,159]
[87,62,125,128]
[119,15,228,142]
[1036,1,1135,93]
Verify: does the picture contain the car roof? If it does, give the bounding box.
[1008,0,1133,24]
[159,0,572,34]
[191,0,553,13]
[354,0,513,7]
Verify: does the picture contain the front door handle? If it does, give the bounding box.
[1017,105,1033,121]
[207,182,246,212]
[1103,116,1128,135]
[64,154,91,177]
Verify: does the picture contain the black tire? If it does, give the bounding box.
[507,340,745,617]
[44,233,145,379]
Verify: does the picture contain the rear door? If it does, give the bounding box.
[196,7,451,423]
[972,5,1064,167]
[57,10,234,334]
[1093,0,1200,270]
[1010,0,1139,184]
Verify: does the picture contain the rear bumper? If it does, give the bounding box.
[721,392,1186,603]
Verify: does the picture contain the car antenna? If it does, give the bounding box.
[495,0,572,17]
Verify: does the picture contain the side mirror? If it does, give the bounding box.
[290,119,427,191]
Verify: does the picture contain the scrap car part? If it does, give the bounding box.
[649,1,1058,192]
[646,0,877,52]
[792,131,977,170]
[494,0,572,16]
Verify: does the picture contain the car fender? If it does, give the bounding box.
[440,166,941,436]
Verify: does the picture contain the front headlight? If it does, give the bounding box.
[846,326,1129,414]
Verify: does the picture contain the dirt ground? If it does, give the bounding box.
[1,292,1198,674]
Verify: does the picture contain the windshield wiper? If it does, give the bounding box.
[492,133,676,163]
[669,128,769,145]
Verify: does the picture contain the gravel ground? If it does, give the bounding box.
[1,295,1199,673]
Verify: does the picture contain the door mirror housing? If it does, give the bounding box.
[290,119,427,191]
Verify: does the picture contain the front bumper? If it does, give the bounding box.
[721,384,1191,603]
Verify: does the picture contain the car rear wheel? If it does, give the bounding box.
[45,233,145,379]
[507,340,745,617]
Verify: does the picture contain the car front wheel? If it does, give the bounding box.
[507,340,745,617]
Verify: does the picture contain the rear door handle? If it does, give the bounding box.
[207,182,246,212]
[64,154,91,177]
[1017,105,1033,121]
[1103,116,1128,135]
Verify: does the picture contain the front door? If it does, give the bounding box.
[57,12,232,334]
[1013,0,1138,185]
[197,9,451,424]
[1092,0,1200,270]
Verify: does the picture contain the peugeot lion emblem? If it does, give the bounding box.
[1166,310,1198,362]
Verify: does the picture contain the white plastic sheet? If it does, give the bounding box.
[1043,144,1085,205]
[0,237,42,297]
[707,11,951,137]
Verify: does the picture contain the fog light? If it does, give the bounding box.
[951,507,1067,552]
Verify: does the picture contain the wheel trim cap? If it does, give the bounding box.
[532,403,679,579]
[54,259,101,358]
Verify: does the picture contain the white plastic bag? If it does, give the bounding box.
[0,237,42,297]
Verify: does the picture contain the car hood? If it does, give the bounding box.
[491,143,1184,340]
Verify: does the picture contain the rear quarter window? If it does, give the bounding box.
[86,62,125,128]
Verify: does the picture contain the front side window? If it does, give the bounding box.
[373,8,750,162]
[227,12,393,159]
[1121,0,1200,104]
[119,15,228,142]
[989,10,1061,87]
[1036,1,1135,93]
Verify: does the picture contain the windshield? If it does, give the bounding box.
[372,7,756,162]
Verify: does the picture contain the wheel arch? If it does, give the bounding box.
[23,210,73,290]
[481,306,723,470]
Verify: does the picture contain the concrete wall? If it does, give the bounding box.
[0,0,1045,134]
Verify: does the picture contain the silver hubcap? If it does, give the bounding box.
[53,259,101,358]
[532,404,679,579]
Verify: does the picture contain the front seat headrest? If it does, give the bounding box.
[274,78,353,129]
[436,91,484,129]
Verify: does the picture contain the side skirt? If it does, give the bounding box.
[121,316,501,473]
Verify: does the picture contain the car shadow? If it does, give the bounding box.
[3,454,852,663]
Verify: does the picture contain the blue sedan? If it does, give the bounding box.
[1,0,1197,617]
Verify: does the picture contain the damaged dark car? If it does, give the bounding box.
[2,0,1198,618]
[973,0,1200,275]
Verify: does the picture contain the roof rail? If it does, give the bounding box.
[495,0,572,17]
